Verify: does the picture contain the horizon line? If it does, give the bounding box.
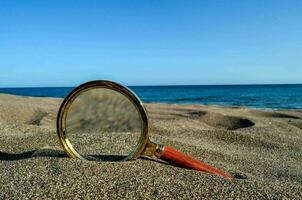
[0,82,302,89]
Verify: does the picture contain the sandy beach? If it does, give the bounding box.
[0,93,301,199]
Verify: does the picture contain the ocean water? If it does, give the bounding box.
[0,84,301,109]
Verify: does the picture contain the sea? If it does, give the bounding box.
[0,84,301,109]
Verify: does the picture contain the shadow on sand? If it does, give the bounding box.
[0,149,67,161]
[0,149,129,161]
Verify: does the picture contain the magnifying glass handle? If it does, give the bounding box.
[159,146,233,179]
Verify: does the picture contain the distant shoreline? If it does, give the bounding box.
[0,84,302,109]
[1,83,302,89]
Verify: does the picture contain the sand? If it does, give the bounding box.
[0,93,301,199]
[64,88,142,160]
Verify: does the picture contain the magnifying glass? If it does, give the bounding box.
[57,80,233,179]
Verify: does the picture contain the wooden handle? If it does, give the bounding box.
[160,146,233,179]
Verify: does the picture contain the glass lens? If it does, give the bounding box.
[65,87,142,161]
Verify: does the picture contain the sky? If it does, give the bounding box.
[0,0,301,87]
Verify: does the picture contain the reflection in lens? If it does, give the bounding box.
[65,88,142,161]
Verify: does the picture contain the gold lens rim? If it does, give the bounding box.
[56,80,149,161]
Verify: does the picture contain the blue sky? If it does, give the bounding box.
[0,0,301,87]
